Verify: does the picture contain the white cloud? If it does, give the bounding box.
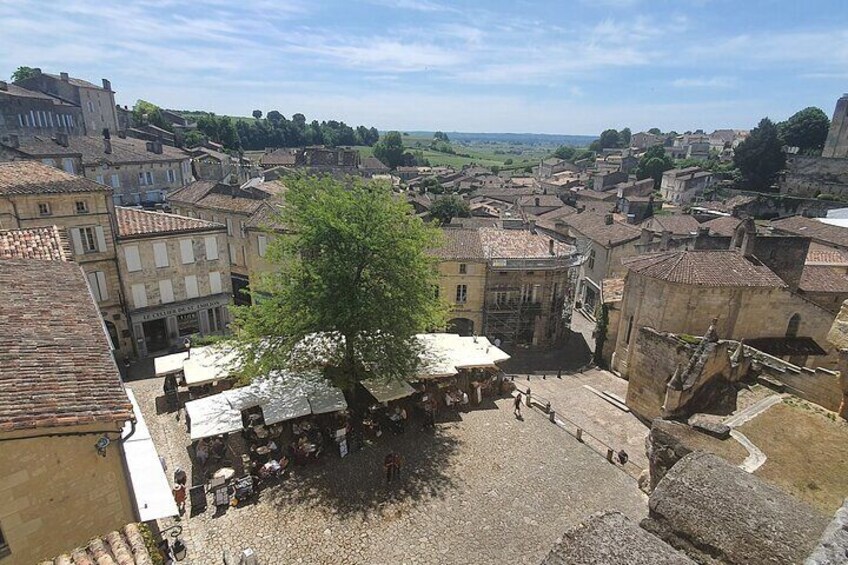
[672,77,735,89]
[363,0,457,12]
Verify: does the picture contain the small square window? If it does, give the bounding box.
[75,201,89,214]
[459,263,467,274]
[38,202,51,216]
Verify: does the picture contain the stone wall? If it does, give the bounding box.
[642,452,830,565]
[779,155,848,199]
[0,426,135,565]
[625,328,693,420]
[748,347,844,413]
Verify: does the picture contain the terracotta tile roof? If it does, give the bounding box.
[0,160,111,194]
[0,226,70,261]
[622,250,786,288]
[260,148,297,167]
[805,242,848,266]
[575,189,617,201]
[42,72,105,90]
[772,216,848,249]
[561,211,642,247]
[168,181,274,214]
[360,156,390,171]
[517,194,564,207]
[536,205,578,221]
[245,202,286,231]
[7,135,189,166]
[602,278,625,304]
[702,216,743,237]
[642,214,701,235]
[431,228,485,260]
[1,82,60,100]
[0,259,133,432]
[40,523,154,565]
[799,265,848,293]
[116,206,224,239]
[479,227,575,259]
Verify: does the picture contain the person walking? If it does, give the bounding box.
[172,482,186,515]
[392,452,403,480]
[384,452,396,484]
[514,392,523,418]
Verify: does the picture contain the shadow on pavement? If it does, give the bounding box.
[500,330,592,375]
[261,419,461,519]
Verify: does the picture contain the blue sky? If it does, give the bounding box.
[1,0,847,134]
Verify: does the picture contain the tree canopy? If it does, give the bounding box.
[132,100,174,133]
[433,131,450,142]
[373,131,407,169]
[635,145,674,189]
[429,195,470,224]
[589,129,625,152]
[230,175,446,388]
[11,66,37,82]
[777,107,829,155]
[733,117,786,192]
[553,145,576,160]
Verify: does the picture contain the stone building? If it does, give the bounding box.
[549,211,642,318]
[167,179,285,304]
[431,226,580,347]
[258,146,360,174]
[0,257,135,565]
[611,247,836,376]
[187,146,237,182]
[14,69,119,136]
[822,93,848,159]
[115,207,232,357]
[0,133,192,205]
[0,161,132,354]
[660,167,713,205]
[629,131,663,150]
[0,80,84,141]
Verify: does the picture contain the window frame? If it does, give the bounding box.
[75,200,89,214]
[459,263,467,274]
[455,284,468,304]
[38,202,51,216]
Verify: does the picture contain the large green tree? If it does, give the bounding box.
[553,145,576,160]
[230,175,446,388]
[373,131,406,168]
[132,100,173,132]
[429,195,470,224]
[635,145,674,189]
[778,107,830,155]
[734,118,786,192]
[11,66,37,82]
[589,129,623,152]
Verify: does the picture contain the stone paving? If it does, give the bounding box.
[129,373,646,564]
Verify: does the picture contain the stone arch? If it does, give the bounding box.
[786,313,801,338]
[447,318,474,336]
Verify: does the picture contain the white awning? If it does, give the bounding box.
[416,333,510,379]
[263,393,312,425]
[185,394,243,440]
[154,351,189,377]
[182,345,241,386]
[307,385,348,414]
[123,389,179,521]
[362,378,417,403]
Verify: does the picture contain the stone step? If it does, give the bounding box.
[583,385,630,412]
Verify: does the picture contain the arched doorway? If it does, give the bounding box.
[447,318,474,336]
[786,313,800,338]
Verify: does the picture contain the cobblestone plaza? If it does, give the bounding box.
[130,372,647,564]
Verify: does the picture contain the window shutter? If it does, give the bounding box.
[185,275,199,299]
[69,228,84,255]
[124,245,141,272]
[95,226,107,252]
[132,283,147,308]
[204,236,218,260]
[159,279,174,303]
[153,242,169,267]
[209,271,222,294]
[86,272,100,301]
[180,239,194,264]
[258,234,267,257]
[96,271,109,300]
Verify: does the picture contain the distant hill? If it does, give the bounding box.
[400,131,596,147]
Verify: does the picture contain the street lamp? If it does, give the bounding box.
[159,525,187,561]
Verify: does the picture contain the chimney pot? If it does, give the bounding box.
[604,213,614,225]
[60,72,69,82]
[102,78,111,91]
[535,197,540,207]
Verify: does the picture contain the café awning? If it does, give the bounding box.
[122,389,179,520]
[185,394,243,440]
[182,345,241,387]
[362,378,417,403]
[307,385,348,414]
[416,334,510,379]
[154,351,189,377]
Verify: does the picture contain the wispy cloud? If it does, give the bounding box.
[363,0,457,12]
[672,76,735,89]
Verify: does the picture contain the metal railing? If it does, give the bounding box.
[511,380,645,481]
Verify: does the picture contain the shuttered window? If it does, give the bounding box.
[124,245,141,272]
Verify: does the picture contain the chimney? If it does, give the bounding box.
[660,230,671,250]
[548,239,555,256]
[101,78,111,91]
[640,228,653,245]
[0,81,7,91]
[56,132,69,147]
[740,231,756,258]
[32,68,41,76]
[534,197,540,207]
[6,134,19,149]
[60,72,69,82]
[529,219,537,233]
[102,128,112,154]
[145,141,155,153]
[604,213,614,225]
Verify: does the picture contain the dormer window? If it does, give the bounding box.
[75,200,89,214]
[38,203,51,216]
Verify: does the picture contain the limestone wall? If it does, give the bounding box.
[625,328,693,420]
[779,155,848,199]
[0,428,135,565]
